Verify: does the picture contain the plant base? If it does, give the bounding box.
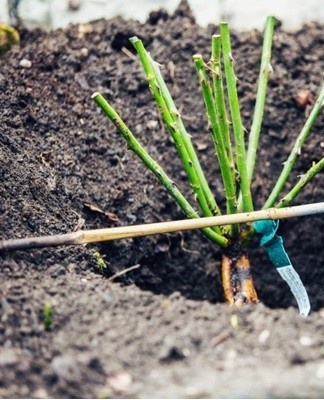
[221,240,259,305]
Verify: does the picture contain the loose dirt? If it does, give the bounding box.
[1,1,324,398]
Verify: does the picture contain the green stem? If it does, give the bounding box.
[210,35,235,182]
[275,157,324,208]
[246,16,275,185]
[220,22,254,213]
[149,54,222,218]
[193,54,238,236]
[92,92,228,247]
[264,84,324,209]
[129,36,222,234]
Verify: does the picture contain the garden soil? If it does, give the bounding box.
[1,1,324,398]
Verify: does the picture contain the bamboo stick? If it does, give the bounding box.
[1,203,323,253]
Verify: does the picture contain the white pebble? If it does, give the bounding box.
[299,336,312,346]
[80,47,89,57]
[107,371,132,392]
[19,59,32,68]
[258,329,270,344]
[146,120,158,129]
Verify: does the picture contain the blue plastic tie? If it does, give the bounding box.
[253,220,310,317]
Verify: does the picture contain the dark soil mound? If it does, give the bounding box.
[1,2,324,397]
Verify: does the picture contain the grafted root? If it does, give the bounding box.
[221,242,259,305]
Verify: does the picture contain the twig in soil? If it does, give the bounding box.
[1,203,323,253]
[121,46,138,62]
[108,264,141,282]
[209,331,231,347]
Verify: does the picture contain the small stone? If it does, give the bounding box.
[196,141,208,151]
[107,370,132,392]
[78,24,93,35]
[80,47,89,58]
[295,90,313,109]
[146,120,158,129]
[19,59,32,68]
[258,329,270,344]
[169,291,181,300]
[230,314,239,329]
[32,388,48,399]
[68,0,81,11]
[299,336,312,346]
[155,242,170,253]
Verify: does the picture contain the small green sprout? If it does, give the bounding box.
[93,251,107,270]
[43,303,53,331]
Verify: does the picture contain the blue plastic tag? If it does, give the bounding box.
[253,220,310,317]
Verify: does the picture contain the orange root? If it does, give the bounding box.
[221,245,259,305]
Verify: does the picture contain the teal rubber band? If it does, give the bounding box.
[253,220,290,268]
